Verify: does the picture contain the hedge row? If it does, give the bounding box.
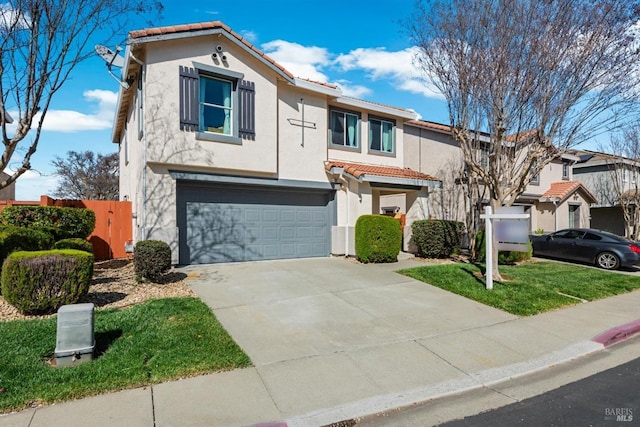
[0,206,96,239]
[411,219,464,258]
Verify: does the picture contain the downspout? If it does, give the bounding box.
[135,55,147,240]
[339,171,349,256]
[553,199,558,231]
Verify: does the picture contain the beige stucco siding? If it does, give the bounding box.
[142,36,279,175]
[276,84,330,182]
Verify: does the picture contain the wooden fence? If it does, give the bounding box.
[0,196,132,260]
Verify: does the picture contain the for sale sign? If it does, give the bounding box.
[494,206,529,252]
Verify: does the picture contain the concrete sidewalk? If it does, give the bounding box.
[1,257,639,427]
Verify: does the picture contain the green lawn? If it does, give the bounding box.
[398,261,640,316]
[0,297,251,413]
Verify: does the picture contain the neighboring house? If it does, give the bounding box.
[519,153,596,232]
[112,21,441,265]
[570,149,640,236]
[401,120,595,233]
[0,171,16,200]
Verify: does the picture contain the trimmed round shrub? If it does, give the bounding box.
[474,229,532,264]
[0,226,54,272]
[0,206,96,239]
[355,215,402,264]
[1,250,94,315]
[53,238,94,254]
[411,219,464,258]
[134,240,172,281]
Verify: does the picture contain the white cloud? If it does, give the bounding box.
[240,30,258,44]
[7,89,118,133]
[336,46,444,100]
[11,169,60,200]
[0,3,30,31]
[334,80,372,98]
[262,40,331,82]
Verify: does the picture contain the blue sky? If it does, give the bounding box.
[11,0,457,199]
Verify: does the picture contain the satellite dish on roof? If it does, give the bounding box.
[95,44,133,90]
[95,44,125,68]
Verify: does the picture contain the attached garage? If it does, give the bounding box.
[176,181,336,264]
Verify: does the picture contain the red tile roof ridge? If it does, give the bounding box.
[407,119,453,132]
[128,21,294,79]
[542,180,596,203]
[325,160,439,181]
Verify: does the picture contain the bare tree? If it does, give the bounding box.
[601,126,640,240]
[0,0,161,190]
[409,0,640,279]
[51,150,118,200]
[431,156,488,256]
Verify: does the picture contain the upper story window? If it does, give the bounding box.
[329,109,360,149]
[200,76,233,135]
[562,162,569,180]
[179,64,255,144]
[369,117,395,154]
[530,159,540,185]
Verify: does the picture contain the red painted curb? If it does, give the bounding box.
[592,319,640,347]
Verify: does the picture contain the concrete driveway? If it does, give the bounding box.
[183,257,515,365]
[181,257,519,416]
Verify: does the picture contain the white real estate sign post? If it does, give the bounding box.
[480,206,530,290]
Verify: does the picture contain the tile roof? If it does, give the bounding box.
[504,129,538,143]
[541,181,597,203]
[128,21,295,79]
[325,161,439,182]
[406,120,453,133]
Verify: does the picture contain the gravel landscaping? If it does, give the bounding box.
[0,258,195,322]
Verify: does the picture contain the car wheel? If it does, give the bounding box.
[596,252,620,270]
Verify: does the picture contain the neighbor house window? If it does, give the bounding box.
[569,204,580,228]
[330,109,360,148]
[200,75,233,135]
[530,159,540,185]
[369,117,395,153]
[562,162,569,180]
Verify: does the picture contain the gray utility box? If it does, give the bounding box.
[54,303,95,367]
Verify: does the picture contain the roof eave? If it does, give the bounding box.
[333,97,417,120]
[326,165,441,188]
[294,78,342,97]
[111,44,135,144]
[129,26,295,85]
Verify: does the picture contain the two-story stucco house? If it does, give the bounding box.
[112,21,441,265]
[400,120,596,233]
[570,149,640,236]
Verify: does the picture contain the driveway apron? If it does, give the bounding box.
[182,257,517,417]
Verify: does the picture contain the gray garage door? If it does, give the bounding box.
[177,182,336,264]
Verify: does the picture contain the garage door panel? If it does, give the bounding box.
[281,227,295,239]
[178,184,334,264]
[296,227,311,238]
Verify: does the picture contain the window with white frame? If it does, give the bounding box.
[369,117,394,153]
[562,162,569,180]
[329,109,360,148]
[179,64,255,144]
[200,75,233,135]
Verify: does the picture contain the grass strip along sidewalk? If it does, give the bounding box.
[399,261,640,316]
[0,297,251,413]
